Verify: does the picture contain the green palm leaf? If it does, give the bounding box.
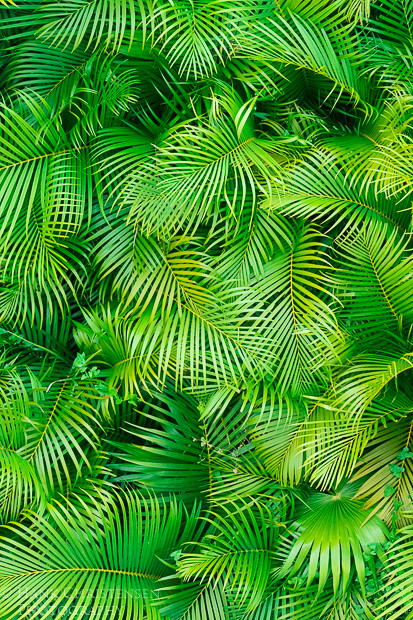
[20,363,102,494]
[377,526,413,620]
[6,0,142,52]
[265,151,412,233]
[74,291,278,395]
[152,1,268,80]
[158,578,236,620]
[248,225,339,395]
[122,90,289,237]
[0,490,199,620]
[0,447,43,524]
[0,97,92,325]
[178,500,278,612]
[352,415,413,525]
[300,389,413,491]
[334,222,413,342]
[108,389,210,498]
[277,482,388,594]
[238,12,370,115]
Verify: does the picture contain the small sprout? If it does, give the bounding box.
[96,382,118,398]
[170,549,181,563]
[389,463,404,478]
[397,446,413,460]
[384,485,396,497]
[72,352,87,370]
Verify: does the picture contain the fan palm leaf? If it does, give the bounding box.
[277,482,388,594]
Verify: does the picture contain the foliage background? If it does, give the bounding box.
[0,0,413,618]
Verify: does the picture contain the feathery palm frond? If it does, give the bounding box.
[377,525,413,620]
[2,0,143,53]
[0,490,199,620]
[177,500,278,613]
[122,89,292,237]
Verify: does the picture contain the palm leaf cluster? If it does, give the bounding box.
[1,0,413,618]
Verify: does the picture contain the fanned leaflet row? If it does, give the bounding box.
[1,1,413,619]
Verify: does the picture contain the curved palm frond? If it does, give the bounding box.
[334,221,413,343]
[351,416,413,525]
[152,0,267,80]
[177,500,278,613]
[377,525,413,620]
[238,11,370,116]
[3,0,144,53]
[74,290,278,395]
[0,97,93,326]
[0,447,43,524]
[265,150,412,234]
[158,578,236,620]
[122,90,292,237]
[247,225,340,396]
[20,362,102,494]
[300,389,413,491]
[0,490,199,620]
[93,222,215,316]
[108,389,210,498]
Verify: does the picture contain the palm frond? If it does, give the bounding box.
[0,490,199,620]
[247,225,340,396]
[6,0,143,53]
[377,526,413,620]
[152,1,267,80]
[265,151,412,234]
[351,415,413,525]
[238,12,370,115]
[21,363,102,494]
[122,90,290,237]
[277,481,388,594]
[158,578,236,620]
[74,292,278,395]
[108,390,210,498]
[300,389,413,491]
[178,500,277,613]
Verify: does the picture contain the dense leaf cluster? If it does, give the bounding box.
[0,0,413,618]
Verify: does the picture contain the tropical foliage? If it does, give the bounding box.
[1,0,413,618]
